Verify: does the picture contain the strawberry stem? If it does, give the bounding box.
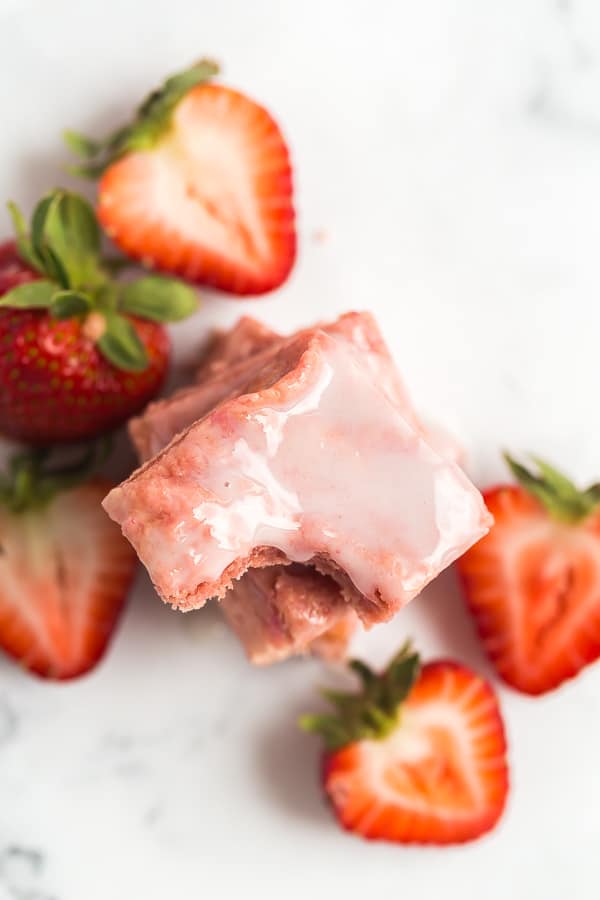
[300,642,421,751]
[504,453,600,524]
[0,438,112,513]
[64,59,219,177]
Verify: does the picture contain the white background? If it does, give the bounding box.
[1,1,600,898]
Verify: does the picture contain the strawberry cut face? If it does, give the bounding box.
[323,662,508,845]
[99,85,296,295]
[459,486,600,695]
[0,479,137,679]
[381,724,474,810]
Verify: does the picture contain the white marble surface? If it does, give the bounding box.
[1,1,600,898]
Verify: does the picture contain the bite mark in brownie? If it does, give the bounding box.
[220,564,357,664]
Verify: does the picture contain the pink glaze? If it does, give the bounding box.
[130,311,419,462]
[104,328,490,623]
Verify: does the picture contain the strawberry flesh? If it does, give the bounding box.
[98,85,296,295]
[458,484,600,694]
[305,650,509,846]
[323,661,508,844]
[0,479,137,679]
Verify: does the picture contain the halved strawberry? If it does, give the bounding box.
[301,645,508,845]
[65,60,296,295]
[0,447,137,679]
[457,454,600,695]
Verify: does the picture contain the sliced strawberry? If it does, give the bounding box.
[66,61,295,295]
[302,646,508,845]
[457,454,600,695]
[0,451,137,679]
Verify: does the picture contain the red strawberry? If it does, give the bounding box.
[65,60,295,295]
[0,190,198,443]
[457,454,600,695]
[0,448,137,679]
[0,240,37,294]
[301,645,508,845]
[0,307,170,444]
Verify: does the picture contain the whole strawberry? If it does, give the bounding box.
[0,190,198,443]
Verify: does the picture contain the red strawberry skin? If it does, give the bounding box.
[457,486,600,695]
[0,240,37,293]
[322,661,508,845]
[98,84,296,296]
[0,307,170,444]
[0,478,137,680]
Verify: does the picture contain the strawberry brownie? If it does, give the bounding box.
[104,317,491,630]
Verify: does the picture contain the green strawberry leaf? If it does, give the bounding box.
[7,201,29,243]
[65,59,219,176]
[298,714,352,751]
[42,190,104,288]
[62,130,103,160]
[7,202,44,273]
[530,456,582,503]
[31,192,61,261]
[5,190,199,349]
[129,58,220,152]
[37,244,71,289]
[120,276,199,322]
[50,290,93,319]
[16,190,105,290]
[128,59,219,152]
[65,161,113,180]
[0,438,113,513]
[0,280,56,309]
[103,256,133,276]
[348,659,377,687]
[14,239,42,274]
[97,312,149,372]
[504,453,600,524]
[300,643,421,751]
[585,483,600,504]
[94,282,119,312]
